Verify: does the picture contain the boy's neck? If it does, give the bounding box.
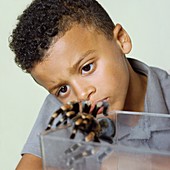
[124,61,148,112]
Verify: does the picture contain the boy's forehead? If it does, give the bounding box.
[45,24,107,58]
[50,24,109,47]
[31,25,111,75]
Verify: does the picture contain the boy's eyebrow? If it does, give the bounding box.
[69,49,96,74]
[48,79,64,93]
[49,49,96,93]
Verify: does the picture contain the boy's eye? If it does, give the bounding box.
[58,85,70,97]
[81,63,94,75]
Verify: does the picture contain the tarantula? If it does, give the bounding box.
[45,100,115,144]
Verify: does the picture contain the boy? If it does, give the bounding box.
[9,0,170,169]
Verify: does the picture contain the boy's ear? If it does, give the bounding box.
[113,24,132,54]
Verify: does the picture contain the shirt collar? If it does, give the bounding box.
[128,58,168,114]
[117,58,169,140]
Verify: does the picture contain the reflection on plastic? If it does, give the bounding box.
[41,111,170,170]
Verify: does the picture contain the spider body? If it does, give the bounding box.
[46,101,115,143]
[70,112,102,142]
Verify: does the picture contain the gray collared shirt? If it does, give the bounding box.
[117,58,170,153]
[21,58,170,157]
[128,58,170,114]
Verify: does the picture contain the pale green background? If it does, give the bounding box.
[1,0,170,169]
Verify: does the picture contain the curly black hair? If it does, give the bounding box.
[9,0,115,73]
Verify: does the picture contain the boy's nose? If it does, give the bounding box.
[73,81,96,101]
[78,86,96,101]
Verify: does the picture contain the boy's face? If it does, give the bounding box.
[31,24,132,112]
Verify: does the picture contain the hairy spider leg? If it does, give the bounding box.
[45,108,64,130]
[66,148,98,167]
[45,102,80,130]
[68,114,99,157]
[85,131,101,143]
[97,147,113,162]
[64,143,83,155]
[69,124,79,139]
[67,101,80,113]
[91,101,109,117]
[102,101,109,116]
[55,102,80,127]
[81,100,91,113]
[65,145,112,168]
[63,102,80,125]
[91,102,102,117]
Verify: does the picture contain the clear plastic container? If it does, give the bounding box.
[40,111,170,170]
